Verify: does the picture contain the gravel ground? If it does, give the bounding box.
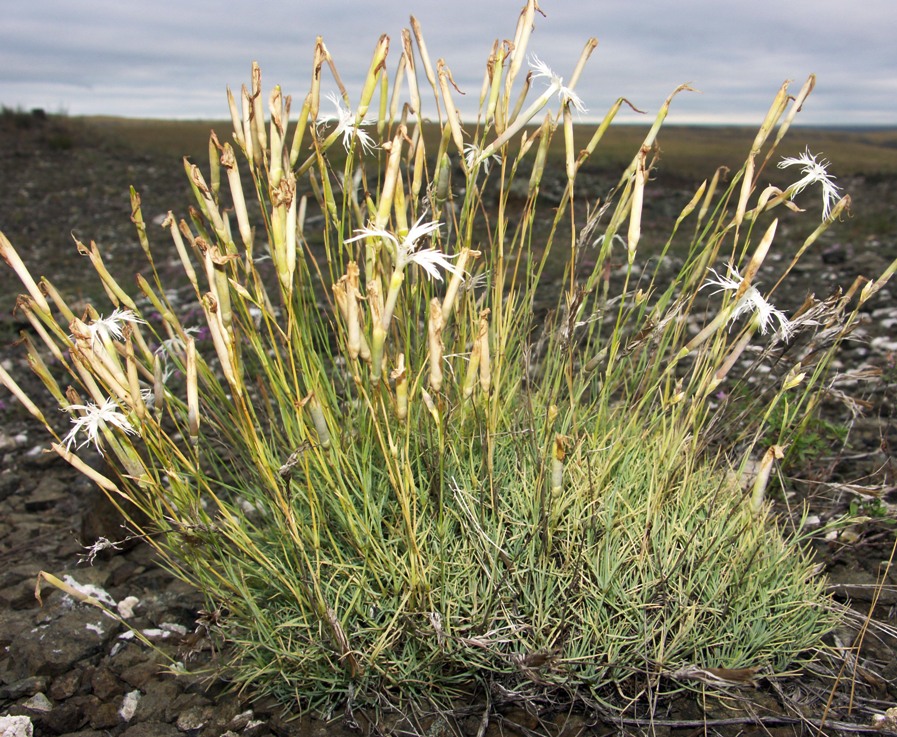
[1,112,896,736]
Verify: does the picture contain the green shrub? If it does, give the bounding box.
[3,0,895,717]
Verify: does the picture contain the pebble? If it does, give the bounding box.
[119,689,141,721]
[0,716,33,737]
[61,575,117,608]
[90,666,123,700]
[0,676,48,700]
[48,669,82,701]
[175,704,209,731]
[871,335,897,352]
[21,692,53,712]
[23,476,68,512]
[90,700,123,729]
[117,595,140,619]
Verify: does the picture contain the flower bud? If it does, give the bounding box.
[428,299,444,392]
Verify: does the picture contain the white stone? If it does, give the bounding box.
[0,715,33,737]
[117,595,140,619]
[871,336,897,352]
[138,628,169,639]
[22,693,52,712]
[62,575,117,608]
[119,689,141,721]
[159,622,188,637]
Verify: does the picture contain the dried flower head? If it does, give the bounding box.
[79,536,124,565]
[778,148,841,220]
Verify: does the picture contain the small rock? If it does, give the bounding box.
[0,563,46,609]
[175,704,209,732]
[79,485,145,551]
[22,445,62,468]
[90,665,123,700]
[0,581,38,610]
[226,710,255,731]
[120,722,181,737]
[23,476,68,512]
[89,701,122,730]
[119,689,141,722]
[243,719,269,737]
[9,603,120,679]
[0,715,33,737]
[29,698,83,735]
[132,678,180,723]
[0,675,49,700]
[108,559,142,587]
[49,668,83,700]
[118,660,160,689]
[0,431,19,452]
[56,691,99,712]
[871,335,897,352]
[829,566,897,605]
[116,595,139,619]
[22,692,53,712]
[61,573,116,607]
[158,622,188,637]
[872,707,897,731]
[0,470,22,501]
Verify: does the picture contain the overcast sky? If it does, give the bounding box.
[2,0,894,126]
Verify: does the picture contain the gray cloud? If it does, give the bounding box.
[1,0,894,125]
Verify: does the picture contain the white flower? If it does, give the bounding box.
[407,246,463,282]
[528,55,587,113]
[87,308,146,347]
[463,143,501,173]
[704,266,794,340]
[590,233,626,250]
[463,269,490,293]
[64,397,137,453]
[326,92,376,154]
[778,148,841,220]
[345,216,463,282]
[154,326,201,357]
[79,536,124,565]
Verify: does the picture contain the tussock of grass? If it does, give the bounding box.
[2,0,894,718]
[210,421,831,711]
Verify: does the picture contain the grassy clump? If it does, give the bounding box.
[216,422,831,711]
[3,0,895,717]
